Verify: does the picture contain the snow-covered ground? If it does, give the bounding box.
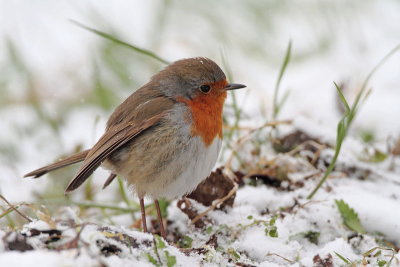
[1,1,400,266]
[1,130,399,266]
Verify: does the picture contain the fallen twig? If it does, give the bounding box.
[0,194,32,222]
[266,252,295,263]
[191,182,238,225]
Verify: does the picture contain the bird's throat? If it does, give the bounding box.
[177,91,227,146]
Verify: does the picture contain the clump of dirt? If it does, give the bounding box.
[177,168,237,228]
[313,254,334,267]
[273,130,328,153]
[3,232,33,252]
[96,239,122,257]
[187,168,236,209]
[391,136,400,156]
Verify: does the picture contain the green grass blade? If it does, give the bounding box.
[334,252,351,264]
[220,50,241,141]
[273,40,292,119]
[0,207,18,220]
[334,82,350,113]
[117,177,132,208]
[70,201,137,212]
[275,90,291,117]
[349,44,400,126]
[70,20,170,65]
[307,85,348,199]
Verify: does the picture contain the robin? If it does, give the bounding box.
[25,57,246,239]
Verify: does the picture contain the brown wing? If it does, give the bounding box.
[24,149,90,178]
[65,112,166,192]
[65,113,164,192]
[106,84,168,129]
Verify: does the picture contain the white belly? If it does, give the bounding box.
[143,137,222,199]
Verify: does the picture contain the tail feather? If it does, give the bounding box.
[102,173,117,189]
[24,149,90,178]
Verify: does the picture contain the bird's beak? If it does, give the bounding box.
[224,83,246,90]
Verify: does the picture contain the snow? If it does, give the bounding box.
[0,250,96,267]
[1,0,400,266]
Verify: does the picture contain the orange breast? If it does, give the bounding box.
[177,90,227,146]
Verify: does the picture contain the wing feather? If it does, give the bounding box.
[65,113,166,192]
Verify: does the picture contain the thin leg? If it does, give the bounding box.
[140,197,148,233]
[154,199,167,239]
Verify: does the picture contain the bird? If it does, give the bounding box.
[24,57,246,239]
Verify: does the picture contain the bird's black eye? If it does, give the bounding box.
[199,84,211,94]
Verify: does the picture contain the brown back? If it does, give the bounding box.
[65,86,176,192]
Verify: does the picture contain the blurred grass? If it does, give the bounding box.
[272,40,291,121]
[71,20,170,65]
[177,0,339,65]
